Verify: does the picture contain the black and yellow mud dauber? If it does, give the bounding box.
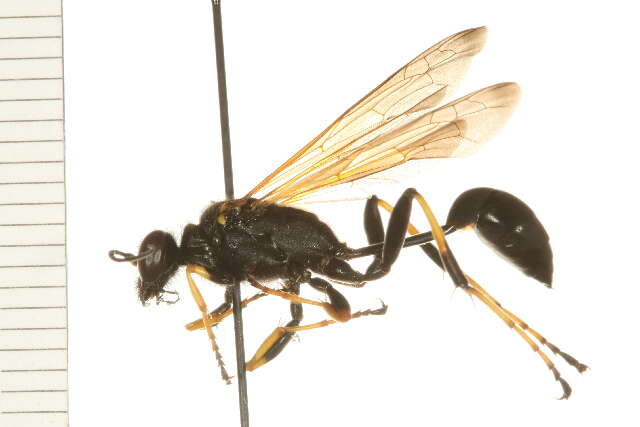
[109,27,587,399]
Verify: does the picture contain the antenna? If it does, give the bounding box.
[210,1,250,426]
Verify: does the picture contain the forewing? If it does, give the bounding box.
[266,83,521,204]
[245,27,488,199]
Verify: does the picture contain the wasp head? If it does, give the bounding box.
[109,230,181,305]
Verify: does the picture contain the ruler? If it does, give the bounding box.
[0,1,67,426]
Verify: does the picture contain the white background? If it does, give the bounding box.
[64,1,638,426]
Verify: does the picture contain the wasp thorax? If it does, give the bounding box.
[136,230,179,304]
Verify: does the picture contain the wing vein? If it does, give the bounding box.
[244,27,520,206]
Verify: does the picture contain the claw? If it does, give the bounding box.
[557,377,572,400]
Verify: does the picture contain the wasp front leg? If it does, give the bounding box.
[185,265,232,384]
[184,289,267,331]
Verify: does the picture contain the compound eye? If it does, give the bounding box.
[138,230,179,283]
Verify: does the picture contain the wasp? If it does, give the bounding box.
[109,27,587,398]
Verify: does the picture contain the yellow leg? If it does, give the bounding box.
[376,196,586,399]
[246,303,387,372]
[412,193,450,257]
[247,276,324,307]
[464,285,572,398]
[247,275,352,322]
[185,292,268,331]
[467,276,588,373]
[186,265,232,384]
[377,193,464,287]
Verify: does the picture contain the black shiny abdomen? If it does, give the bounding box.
[446,188,553,286]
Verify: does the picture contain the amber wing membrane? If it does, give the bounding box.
[244,27,519,204]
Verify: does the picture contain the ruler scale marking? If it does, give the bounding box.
[0,1,67,425]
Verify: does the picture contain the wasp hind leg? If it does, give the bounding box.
[326,188,467,288]
[369,192,587,399]
[365,188,467,285]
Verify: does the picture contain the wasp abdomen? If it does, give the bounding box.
[446,187,553,287]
